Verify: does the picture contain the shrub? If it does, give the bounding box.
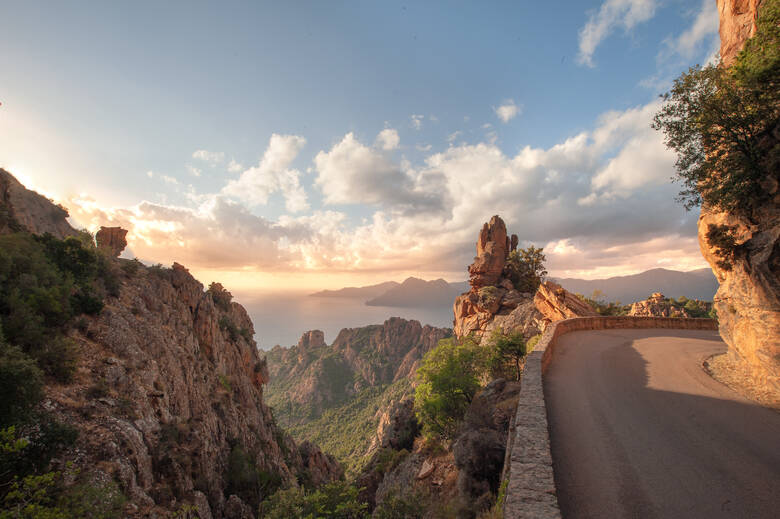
[705,223,739,271]
[226,444,282,510]
[373,486,425,519]
[208,283,233,312]
[259,481,367,519]
[503,246,547,292]
[414,336,488,439]
[0,342,44,427]
[487,329,527,381]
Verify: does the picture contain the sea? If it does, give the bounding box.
[234,291,454,350]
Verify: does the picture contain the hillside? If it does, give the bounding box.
[0,169,340,518]
[309,281,400,299]
[264,318,451,475]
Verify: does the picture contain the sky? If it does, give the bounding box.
[0,0,721,293]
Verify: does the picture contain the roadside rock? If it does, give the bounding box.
[534,280,598,326]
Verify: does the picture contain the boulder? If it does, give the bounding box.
[468,215,508,288]
[534,280,598,325]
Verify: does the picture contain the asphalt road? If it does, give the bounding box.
[545,329,780,519]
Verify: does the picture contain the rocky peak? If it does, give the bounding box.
[96,226,128,257]
[468,215,517,289]
[298,330,326,350]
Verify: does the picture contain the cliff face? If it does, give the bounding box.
[700,0,780,393]
[1,170,341,518]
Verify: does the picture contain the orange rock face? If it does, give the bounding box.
[468,215,509,289]
[96,226,128,257]
[717,0,762,66]
[698,0,780,393]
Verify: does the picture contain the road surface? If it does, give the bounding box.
[545,329,780,519]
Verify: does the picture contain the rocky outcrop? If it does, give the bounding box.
[96,226,128,257]
[0,168,79,238]
[628,293,713,318]
[534,280,598,326]
[369,398,418,453]
[697,0,780,393]
[453,216,543,341]
[718,0,762,66]
[468,216,512,288]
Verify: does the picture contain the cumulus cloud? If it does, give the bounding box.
[578,0,657,66]
[192,149,225,164]
[494,100,521,123]
[227,159,244,173]
[375,128,400,150]
[314,132,442,213]
[410,114,424,130]
[222,134,309,212]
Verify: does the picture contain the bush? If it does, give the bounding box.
[0,342,44,427]
[226,444,282,510]
[487,329,527,381]
[373,487,425,519]
[652,0,779,215]
[414,336,488,440]
[503,247,547,292]
[259,481,367,519]
[208,283,233,312]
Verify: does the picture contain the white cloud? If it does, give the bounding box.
[494,100,521,123]
[670,0,718,59]
[416,143,433,152]
[578,0,658,67]
[446,131,462,143]
[192,149,225,164]
[410,114,424,130]
[314,132,441,212]
[375,128,400,150]
[186,164,202,177]
[227,159,244,173]
[222,134,309,212]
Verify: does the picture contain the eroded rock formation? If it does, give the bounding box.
[453,215,595,341]
[698,0,780,393]
[96,226,128,257]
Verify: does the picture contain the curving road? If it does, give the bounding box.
[545,329,780,519]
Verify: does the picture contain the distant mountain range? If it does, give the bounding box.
[310,268,717,309]
[554,268,718,303]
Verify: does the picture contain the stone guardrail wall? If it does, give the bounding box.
[502,316,718,519]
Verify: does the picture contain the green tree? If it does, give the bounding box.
[414,337,488,439]
[487,330,528,381]
[0,338,44,428]
[503,247,547,293]
[652,0,779,215]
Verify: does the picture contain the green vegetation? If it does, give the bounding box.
[208,282,233,312]
[653,0,779,215]
[259,481,367,519]
[373,487,425,519]
[414,336,489,440]
[226,443,282,511]
[503,246,547,292]
[218,316,252,343]
[278,380,411,477]
[576,292,630,316]
[0,231,128,517]
[486,329,527,381]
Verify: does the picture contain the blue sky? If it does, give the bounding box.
[0,0,720,291]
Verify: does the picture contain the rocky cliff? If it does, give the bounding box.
[0,170,341,518]
[264,318,452,475]
[453,216,595,341]
[628,293,713,318]
[699,0,780,393]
